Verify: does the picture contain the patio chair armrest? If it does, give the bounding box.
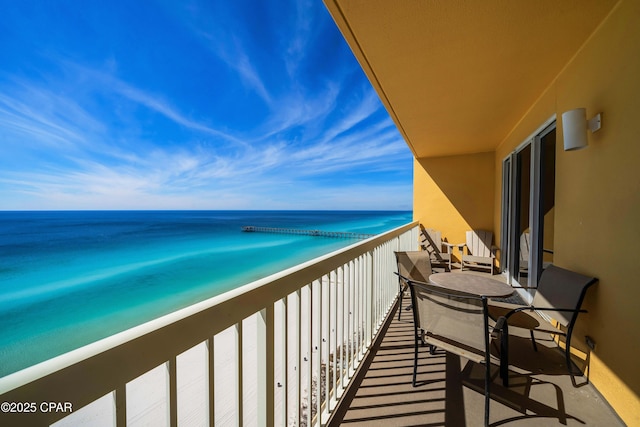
[504,305,587,319]
[491,316,507,338]
[503,305,535,318]
[397,274,431,287]
[529,306,588,314]
[443,242,465,252]
[394,272,410,282]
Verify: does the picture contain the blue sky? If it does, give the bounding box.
[0,0,413,210]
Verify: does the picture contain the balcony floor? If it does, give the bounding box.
[328,297,623,426]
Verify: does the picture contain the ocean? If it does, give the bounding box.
[0,210,411,376]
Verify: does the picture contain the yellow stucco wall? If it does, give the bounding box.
[413,152,495,261]
[492,0,640,423]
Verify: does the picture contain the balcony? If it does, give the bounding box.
[0,221,623,426]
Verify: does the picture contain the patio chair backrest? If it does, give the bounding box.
[395,251,433,283]
[531,264,598,327]
[409,281,489,363]
[520,232,530,264]
[420,226,445,261]
[466,230,493,257]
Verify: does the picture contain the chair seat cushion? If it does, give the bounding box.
[462,254,494,264]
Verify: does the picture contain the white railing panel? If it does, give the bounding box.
[275,298,287,427]
[51,392,114,427]
[321,274,330,425]
[212,325,242,426]
[126,364,169,427]
[337,266,345,400]
[302,284,312,426]
[290,290,301,427]
[350,259,356,366]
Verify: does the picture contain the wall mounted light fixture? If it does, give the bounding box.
[562,108,602,151]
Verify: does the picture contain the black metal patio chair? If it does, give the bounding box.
[404,277,500,427]
[394,251,433,320]
[489,264,598,386]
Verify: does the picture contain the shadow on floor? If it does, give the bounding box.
[328,303,623,426]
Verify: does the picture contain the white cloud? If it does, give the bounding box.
[0,85,102,148]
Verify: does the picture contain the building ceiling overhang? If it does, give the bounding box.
[323,0,619,158]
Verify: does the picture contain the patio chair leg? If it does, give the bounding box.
[398,285,403,321]
[483,305,491,427]
[530,330,538,352]
[501,323,509,387]
[565,333,577,376]
[565,349,575,375]
[484,367,490,427]
[413,328,419,387]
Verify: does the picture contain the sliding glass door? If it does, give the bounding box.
[501,121,556,296]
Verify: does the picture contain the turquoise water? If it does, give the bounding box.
[0,210,411,376]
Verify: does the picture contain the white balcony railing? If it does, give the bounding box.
[0,221,418,426]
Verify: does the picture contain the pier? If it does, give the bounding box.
[241,226,375,240]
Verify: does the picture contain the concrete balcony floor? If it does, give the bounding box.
[328,296,623,426]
